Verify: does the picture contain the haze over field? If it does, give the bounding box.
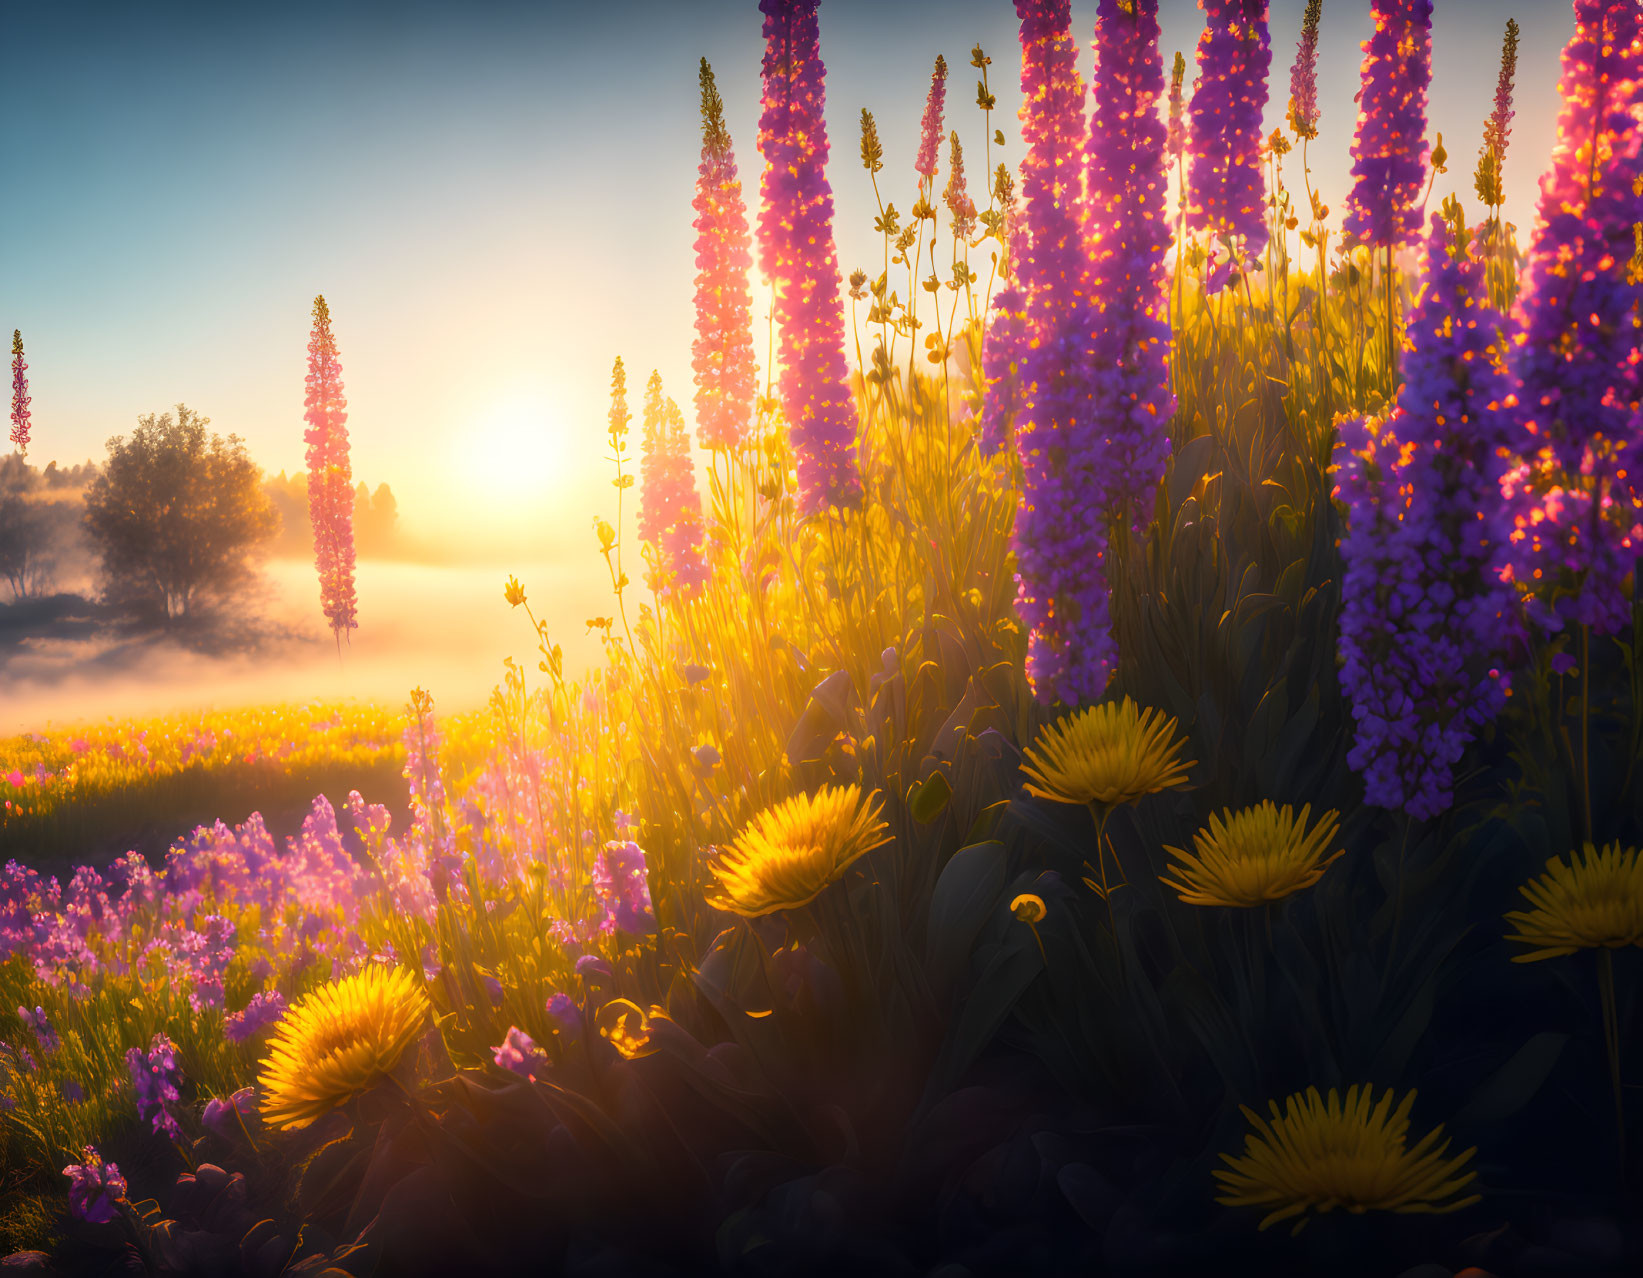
[0,556,608,733]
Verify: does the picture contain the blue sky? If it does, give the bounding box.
[0,0,1567,554]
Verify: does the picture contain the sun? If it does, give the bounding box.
[458,392,568,501]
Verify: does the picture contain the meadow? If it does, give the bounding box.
[3,1,1642,1275]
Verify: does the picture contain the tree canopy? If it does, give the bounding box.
[82,405,278,621]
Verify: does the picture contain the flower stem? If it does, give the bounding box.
[1597,947,1626,1172]
[1580,622,1594,843]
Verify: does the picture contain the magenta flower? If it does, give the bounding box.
[1343,0,1433,249]
[126,1032,183,1140]
[914,55,949,180]
[638,372,709,595]
[1336,210,1521,819]
[592,840,655,935]
[1287,0,1321,141]
[1476,19,1520,207]
[223,989,286,1043]
[493,1026,547,1081]
[8,331,28,455]
[1011,0,1115,704]
[1502,0,1643,636]
[303,295,358,643]
[1186,0,1271,255]
[1085,0,1176,533]
[692,59,757,452]
[63,1147,126,1224]
[757,0,861,513]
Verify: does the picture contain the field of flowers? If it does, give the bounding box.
[0,704,406,865]
[3,0,1643,1274]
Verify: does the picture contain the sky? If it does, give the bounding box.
[1,0,1567,568]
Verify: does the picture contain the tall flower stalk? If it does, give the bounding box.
[1084,0,1175,533]
[638,371,709,596]
[1474,19,1520,213]
[1287,0,1321,143]
[1502,0,1643,843]
[692,59,757,454]
[757,0,861,514]
[1010,0,1113,705]
[1503,0,1643,642]
[1343,0,1433,250]
[9,331,29,455]
[1335,205,1520,821]
[303,295,358,647]
[1186,0,1272,259]
[1344,0,1433,384]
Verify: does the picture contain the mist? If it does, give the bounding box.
[1,555,611,734]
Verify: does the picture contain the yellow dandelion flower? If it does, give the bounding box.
[1504,842,1643,961]
[1215,1085,1480,1235]
[258,966,431,1130]
[704,784,891,917]
[1019,697,1193,810]
[1160,802,1344,908]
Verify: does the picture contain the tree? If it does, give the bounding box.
[82,405,279,622]
[0,465,55,600]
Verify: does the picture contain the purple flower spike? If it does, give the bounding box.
[1086,0,1176,534]
[1186,0,1272,255]
[1343,0,1433,249]
[593,840,656,935]
[1502,0,1643,636]
[64,1146,126,1224]
[126,1033,183,1140]
[757,0,862,513]
[914,55,948,180]
[1336,209,1521,819]
[1287,0,1321,140]
[692,59,758,452]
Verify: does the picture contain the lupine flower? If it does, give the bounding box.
[692,59,758,452]
[1502,0,1643,636]
[1020,697,1193,809]
[638,373,709,594]
[1335,209,1521,818]
[258,966,430,1129]
[1011,0,1114,703]
[757,0,861,513]
[592,840,655,935]
[8,331,29,454]
[705,784,890,917]
[1216,1086,1479,1234]
[1343,1,1433,249]
[224,989,287,1043]
[1166,50,1187,162]
[1475,19,1520,208]
[63,1146,127,1224]
[303,295,358,643]
[1186,0,1272,255]
[1084,0,1176,533]
[914,54,948,180]
[943,131,977,239]
[127,1032,184,1140]
[1287,0,1321,141]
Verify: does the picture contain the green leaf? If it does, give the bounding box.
[908,770,952,823]
[925,841,1006,994]
[1453,1032,1569,1128]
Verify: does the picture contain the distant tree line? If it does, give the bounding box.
[1,404,401,625]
